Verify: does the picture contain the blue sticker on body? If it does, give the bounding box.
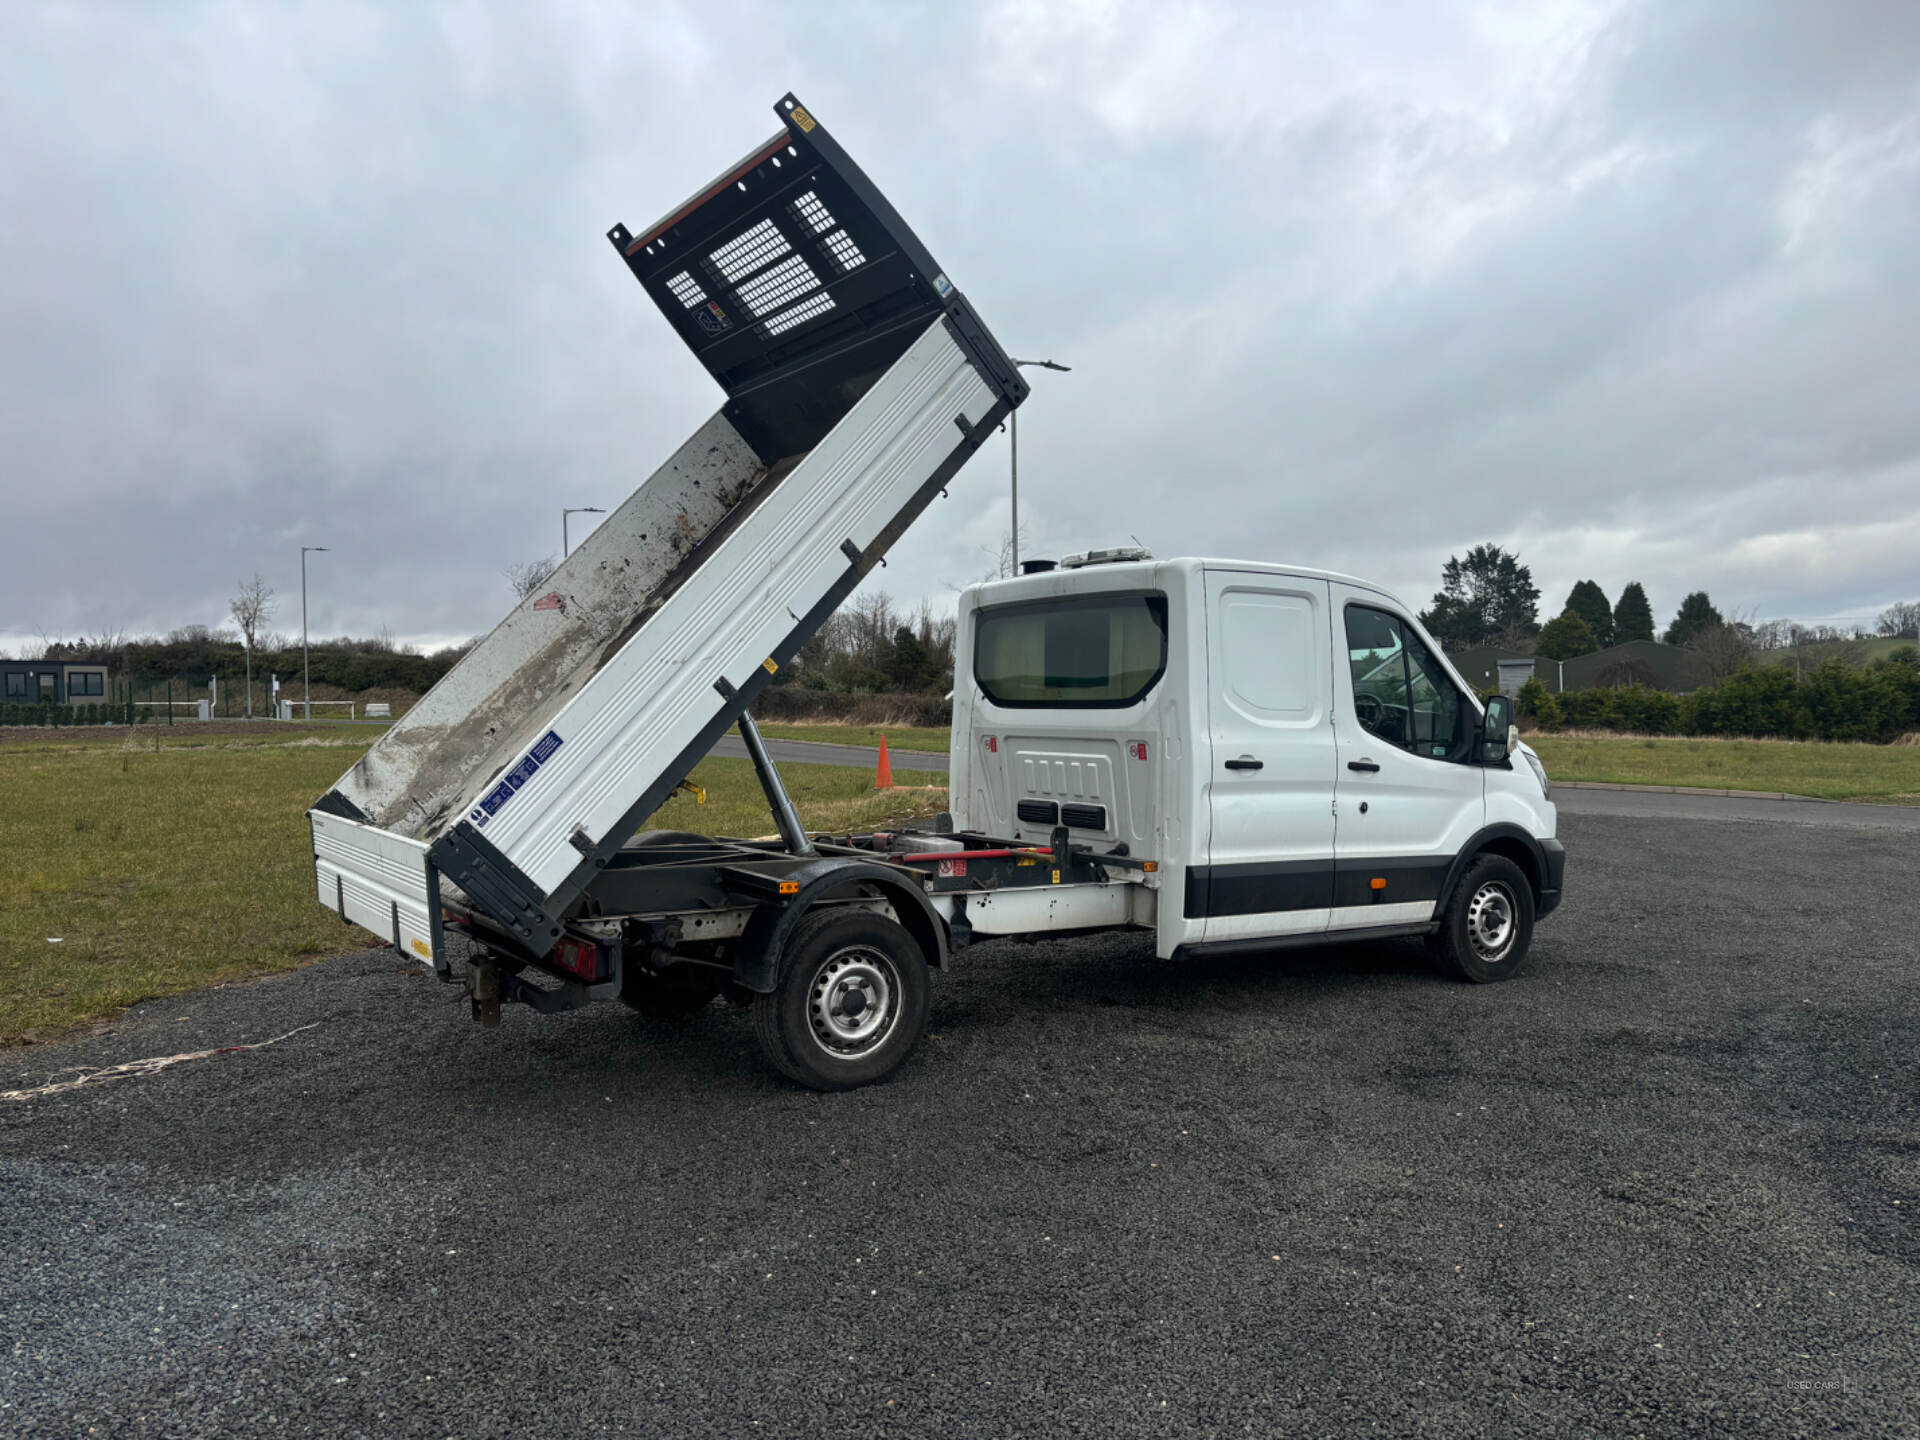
[471,730,565,828]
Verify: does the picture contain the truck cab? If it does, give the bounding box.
[949,552,1563,966]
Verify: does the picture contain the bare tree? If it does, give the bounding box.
[846,592,899,669]
[1877,600,1920,640]
[231,573,277,719]
[1685,621,1755,682]
[1491,621,1539,655]
[976,525,1034,582]
[911,600,957,692]
[507,557,558,600]
[88,627,128,668]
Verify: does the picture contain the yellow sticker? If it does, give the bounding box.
[761,657,779,674]
[410,937,431,957]
[1051,869,1061,885]
[791,106,817,133]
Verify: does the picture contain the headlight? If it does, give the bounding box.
[1523,749,1551,799]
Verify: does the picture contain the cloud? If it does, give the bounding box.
[2,0,1917,660]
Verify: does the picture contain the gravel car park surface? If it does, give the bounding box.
[3,807,1915,1438]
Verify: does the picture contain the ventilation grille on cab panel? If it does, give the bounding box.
[1016,799,1059,826]
[1061,803,1107,831]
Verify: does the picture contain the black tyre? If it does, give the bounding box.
[1429,853,1536,983]
[620,964,725,1019]
[751,910,930,1091]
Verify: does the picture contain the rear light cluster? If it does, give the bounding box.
[548,934,606,981]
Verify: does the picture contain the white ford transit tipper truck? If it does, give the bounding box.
[309,94,1562,1091]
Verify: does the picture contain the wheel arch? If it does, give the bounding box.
[732,858,947,994]
[1439,824,1547,913]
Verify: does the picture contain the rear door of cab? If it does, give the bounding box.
[1197,570,1337,941]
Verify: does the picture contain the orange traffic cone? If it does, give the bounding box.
[875,734,894,789]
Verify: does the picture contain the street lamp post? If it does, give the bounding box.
[301,545,328,721]
[563,507,606,558]
[1008,358,1071,574]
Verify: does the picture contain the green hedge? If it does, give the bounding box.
[1529,650,1920,743]
[0,702,125,726]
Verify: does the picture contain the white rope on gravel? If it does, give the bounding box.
[0,1023,321,1102]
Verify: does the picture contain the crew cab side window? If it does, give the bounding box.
[1344,606,1471,762]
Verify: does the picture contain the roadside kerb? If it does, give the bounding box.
[1552,780,1832,803]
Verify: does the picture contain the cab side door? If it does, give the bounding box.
[1329,588,1485,930]
[1198,571,1337,942]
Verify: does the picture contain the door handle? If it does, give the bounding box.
[1347,759,1380,773]
[1224,756,1263,771]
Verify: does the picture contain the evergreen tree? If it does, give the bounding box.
[1612,581,1655,644]
[885,625,940,693]
[1563,580,1613,648]
[1536,610,1600,661]
[1418,544,1541,648]
[1663,591,1724,647]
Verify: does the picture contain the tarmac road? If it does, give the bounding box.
[709,732,952,774]
[2,807,1916,1437]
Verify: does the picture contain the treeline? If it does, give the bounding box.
[1519,649,1920,743]
[19,588,958,702]
[34,626,471,693]
[1420,542,1920,666]
[782,594,955,695]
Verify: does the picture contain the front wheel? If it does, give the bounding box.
[1428,853,1536,983]
[751,910,930,1091]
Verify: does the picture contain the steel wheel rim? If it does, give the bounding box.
[807,945,901,1059]
[1466,880,1518,962]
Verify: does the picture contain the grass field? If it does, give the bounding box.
[1758,635,1914,669]
[0,728,944,1045]
[1525,732,1920,801]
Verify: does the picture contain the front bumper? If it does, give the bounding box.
[1536,836,1566,918]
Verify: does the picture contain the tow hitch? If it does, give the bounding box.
[467,932,625,1025]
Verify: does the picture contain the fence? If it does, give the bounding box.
[0,674,407,726]
[2,676,259,725]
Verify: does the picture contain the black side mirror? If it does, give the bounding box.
[1482,694,1514,763]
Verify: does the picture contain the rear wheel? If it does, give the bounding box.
[752,910,930,1091]
[1429,853,1536,983]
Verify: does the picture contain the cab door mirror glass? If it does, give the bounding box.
[1482,694,1514,762]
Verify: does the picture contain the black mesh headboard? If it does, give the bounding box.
[608,93,1022,465]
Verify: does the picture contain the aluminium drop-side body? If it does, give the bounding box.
[308,94,1026,967]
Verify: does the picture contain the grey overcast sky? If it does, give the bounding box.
[4,0,1918,653]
